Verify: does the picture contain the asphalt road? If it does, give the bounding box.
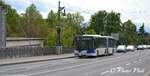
[0,49,150,76]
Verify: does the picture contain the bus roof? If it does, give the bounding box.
[76,35,116,40]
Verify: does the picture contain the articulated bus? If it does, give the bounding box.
[74,35,117,57]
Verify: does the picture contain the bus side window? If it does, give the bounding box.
[94,38,98,48]
[109,39,114,47]
[101,38,107,47]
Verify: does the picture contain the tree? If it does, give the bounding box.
[61,12,84,46]
[23,4,48,37]
[122,20,136,32]
[88,11,121,35]
[119,20,137,45]
[89,11,107,34]
[65,12,84,34]
[0,0,7,7]
[46,11,84,47]
[105,11,121,35]
[85,29,96,34]
[0,0,4,6]
[62,25,77,46]
[47,10,57,28]
[138,23,149,44]
[138,23,145,34]
[0,1,24,37]
[44,28,57,47]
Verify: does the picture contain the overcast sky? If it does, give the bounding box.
[3,0,150,32]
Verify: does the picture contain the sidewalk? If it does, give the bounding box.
[0,54,74,66]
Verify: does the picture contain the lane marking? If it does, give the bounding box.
[101,70,109,75]
[126,63,131,66]
[2,74,28,76]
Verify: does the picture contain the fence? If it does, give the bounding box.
[0,47,74,59]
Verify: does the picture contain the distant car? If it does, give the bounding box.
[126,45,135,52]
[137,45,144,50]
[143,45,147,49]
[116,45,126,53]
[147,45,150,49]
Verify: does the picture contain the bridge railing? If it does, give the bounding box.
[0,47,74,59]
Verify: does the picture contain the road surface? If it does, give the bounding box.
[0,49,150,76]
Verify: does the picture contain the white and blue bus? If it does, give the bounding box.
[74,35,117,57]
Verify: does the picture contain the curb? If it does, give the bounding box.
[0,56,74,66]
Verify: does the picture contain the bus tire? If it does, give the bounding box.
[124,51,127,53]
[97,50,99,56]
[105,49,108,56]
[78,56,82,58]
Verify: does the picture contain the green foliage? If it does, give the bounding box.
[85,29,96,34]
[46,11,84,47]
[88,11,121,35]
[47,10,57,28]
[89,10,107,34]
[139,23,145,34]
[44,28,57,46]
[137,24,149,44]
[65,12,84,34]
[122,20,136,32]
[0,0,7,7]
[62,25,77,46]
[119,20,137,45]
[23,4,48,37]
[0,2,24,37]
[0,0,3,6]
[105,11,121,34]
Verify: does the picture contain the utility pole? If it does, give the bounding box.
[0,6,7,48]
[56,1,65,54]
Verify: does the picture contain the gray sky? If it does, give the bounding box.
[4,0,150,32]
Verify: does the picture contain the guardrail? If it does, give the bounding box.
[0,47,74,59]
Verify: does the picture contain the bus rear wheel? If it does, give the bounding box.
[97,50,99,56]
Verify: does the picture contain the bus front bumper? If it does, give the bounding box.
[74,50,87,57]
[86,53,97,56]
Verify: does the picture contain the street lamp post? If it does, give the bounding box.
[56,1,65,54]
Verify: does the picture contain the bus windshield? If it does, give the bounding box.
[76,40,93,50]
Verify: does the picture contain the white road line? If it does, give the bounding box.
[100,70,109,75]
[126,63,131,66]
[2,74,28,76]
